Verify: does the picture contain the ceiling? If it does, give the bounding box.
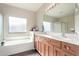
[5,3,43,12]
[45,3,76,18]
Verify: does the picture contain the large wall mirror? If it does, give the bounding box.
[42,3,77,34]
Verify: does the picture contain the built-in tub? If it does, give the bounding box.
[0,32,35,56]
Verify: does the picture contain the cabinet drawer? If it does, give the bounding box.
[42,37,50,41]
[44,44,49,56]
[45,38,51,43]
[62,42,79,55]
[50,39,61,48]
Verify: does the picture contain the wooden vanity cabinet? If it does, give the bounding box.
[40,41,45,56]
[54,47,74,56]
[35,35,59,56]
[35,36,46,55]
[48,45,54,56]
[63,51,75,56]
[35,35,79,56]
[53,47,63,56]
[50,39,61,48]
[44,44,49,56]
[62,42,79,56]
[35,36,39,51]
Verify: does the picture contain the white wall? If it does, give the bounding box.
[0,4,36,55]
[0,4,36,39]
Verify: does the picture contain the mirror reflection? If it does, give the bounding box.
[43,3,76,34]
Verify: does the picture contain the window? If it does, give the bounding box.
[9,16,27,33]
[43,21,51,32]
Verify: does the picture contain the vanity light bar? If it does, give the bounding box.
[45,3,57,12]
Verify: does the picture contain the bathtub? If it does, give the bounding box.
[0,33,34,56]
[4,36,33,46]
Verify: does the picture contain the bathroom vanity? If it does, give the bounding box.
[34,33,79,56]
[34,4,79,56]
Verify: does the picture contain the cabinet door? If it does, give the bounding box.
[54,47,74,56]
[38,41,41,53]
[53,22,62,33]
[63,52,74,56]
[54,47,63,56]
[39,41,43,55]
[62,42,79,55]
[48,46,54,56]
[44,44,49,56]
[41,42,45,56]
[35,36,39,51]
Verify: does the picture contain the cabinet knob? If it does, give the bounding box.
[64,45,70,50]
[66,46,70,50]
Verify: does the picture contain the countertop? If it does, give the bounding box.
[35,32,79,46]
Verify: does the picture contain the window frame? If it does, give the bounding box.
[8,16,27,33]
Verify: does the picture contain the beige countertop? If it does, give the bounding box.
[35,32,79,46]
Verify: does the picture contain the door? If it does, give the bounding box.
[54,47,63,56]
[61,23,67,33]
[48,46,54,56]
[53,22,67,33]
[0,14,3,46]
[44,43,49,56]
[54,22,62,33]
[41,42,45,56]
[35,36,38,51]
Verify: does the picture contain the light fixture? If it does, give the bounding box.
[45,3,57,12]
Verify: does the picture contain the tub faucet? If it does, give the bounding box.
[1,42,4,46]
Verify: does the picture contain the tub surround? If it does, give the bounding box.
[0,32,34,56]
[0,42,34,56]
